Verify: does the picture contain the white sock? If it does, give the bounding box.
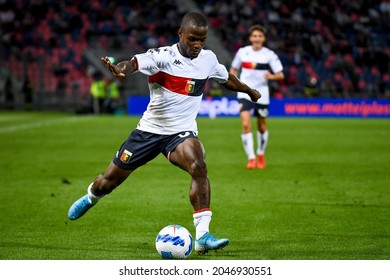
[257,130,269,155]
[241,132,255,160]
[193,210,212,240]
[87,183,103,204]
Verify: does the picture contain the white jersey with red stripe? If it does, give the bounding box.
[134,44,228,135]
[231,45,283,105]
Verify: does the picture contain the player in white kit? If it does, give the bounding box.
[230,25,284,169]
[68,12,260,254]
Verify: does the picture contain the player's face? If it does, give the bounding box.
[249,30,266,49]
[178,25,207,59]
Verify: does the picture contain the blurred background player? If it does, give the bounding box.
[230,25,284,169]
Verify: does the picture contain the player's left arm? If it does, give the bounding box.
[221,73,261,102]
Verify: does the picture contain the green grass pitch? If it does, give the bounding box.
[0,111,389,260]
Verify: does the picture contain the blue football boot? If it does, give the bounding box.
[68,194,95,220]
[195,232,229,254]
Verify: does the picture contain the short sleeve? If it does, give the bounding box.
[134,47,169,76]
[207,51,228,83]
[210,63,229,83]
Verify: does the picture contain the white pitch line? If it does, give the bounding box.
[0,116,94,134]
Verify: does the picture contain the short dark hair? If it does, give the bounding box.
[249,25,266,36]
[180,12,208,30]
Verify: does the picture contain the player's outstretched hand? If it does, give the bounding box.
[249,89,261,102]
[101,56,126,78]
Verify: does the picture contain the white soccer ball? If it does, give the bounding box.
[155,224,193,259]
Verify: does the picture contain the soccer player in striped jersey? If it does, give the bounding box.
[230,25,284,169]
[68,12,260,254]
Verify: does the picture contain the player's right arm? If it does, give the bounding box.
[101,56,138,78]
[222,73,261,102]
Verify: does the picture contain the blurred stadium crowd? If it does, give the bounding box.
[201,0,389,99]
[0,0,389,105]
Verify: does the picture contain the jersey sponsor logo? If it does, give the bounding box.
[242,61,270,70]
[148,71,207,96]
[120,149,133,163]
[173,59,183,66]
